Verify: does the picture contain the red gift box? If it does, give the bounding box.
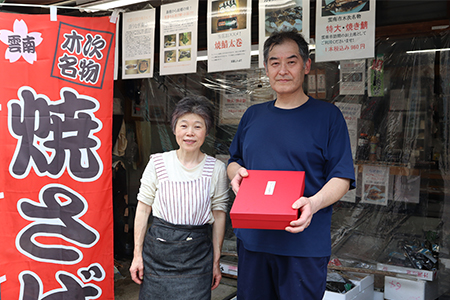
[230,170,305,230]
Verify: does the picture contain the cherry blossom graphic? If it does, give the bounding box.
[0,19,43,64]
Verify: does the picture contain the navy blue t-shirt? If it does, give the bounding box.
[228,97,355,257]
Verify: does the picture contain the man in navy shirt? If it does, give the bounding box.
[227,31,355,299]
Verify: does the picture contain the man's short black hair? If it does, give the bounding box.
[263,31,309,66]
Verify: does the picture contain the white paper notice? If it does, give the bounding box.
[258,0,310,68]
[335,102,361,159]
[315,0,376,63]
[122,9,156,79]
[361,165,389,206]
[160,0,198,75]
[340,59,366,95]
[207,0,252,73]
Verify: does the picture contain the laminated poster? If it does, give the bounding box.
[315,0,376,63]
[207,0,252,73]
[258,0,310,68]
[160,0,198,75]
[220,73,250,124]
[362,165,389,206]
[122,9,155,79]
[335,102,361,159]
[339,59,366,95]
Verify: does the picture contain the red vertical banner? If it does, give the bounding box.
[0,13,115,300]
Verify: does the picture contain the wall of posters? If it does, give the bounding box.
[258,0,310,68]
[160,0,198,75]
[315,0,376,63]
[122,9,155,79]
[0,12,115,299]
[207,0,252,72]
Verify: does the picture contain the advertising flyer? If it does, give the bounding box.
[315,0,376,63]
[220,73,250,124]
[258,0,310,68]
[340,59,366,95]
[160,0,198,75]
[207,0,252,72]
[362,165,390,206]
[122,9,155,79]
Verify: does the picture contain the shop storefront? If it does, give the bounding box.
[1,0,450,298]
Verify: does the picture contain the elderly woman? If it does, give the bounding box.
[129,96,229,300]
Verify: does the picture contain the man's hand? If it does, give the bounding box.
[229,167,248,194]
[285,196,317,234]
[129,256,144,285]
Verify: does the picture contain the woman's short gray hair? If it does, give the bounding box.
[171,95,215,134]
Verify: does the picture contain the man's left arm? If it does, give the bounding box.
[285,177,350,234]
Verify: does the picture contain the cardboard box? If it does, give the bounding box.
[377,263,437,281]
[323,274,374,300]
[384,276,439,300]
[230,170,305,230]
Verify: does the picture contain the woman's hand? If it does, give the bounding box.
[211,260,222,290]
[129,255,144,285]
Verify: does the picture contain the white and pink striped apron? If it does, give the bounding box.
[152,152,216,225]
[139,153,217,300]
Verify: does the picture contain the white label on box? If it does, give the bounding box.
[264,181,276,195]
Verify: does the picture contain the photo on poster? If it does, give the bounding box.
[264,1,303,36]
[178,48,191,61]
[258,0,310,68]
[321,0,370,16]
[211,0,247,34]
[179,32,192,46]
[164,50,176,63]
[164,34,177,48]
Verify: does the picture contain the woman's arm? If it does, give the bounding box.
[211,210,226,290]
[129,201,152,284]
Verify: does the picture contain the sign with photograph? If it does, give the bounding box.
[361,165,389,206]
[0,12,115,299]
[207,0,252,72]
[258,0,310,68]
[315,0,376,62]
[340,59,366,95]
[122,9,155,79]
[160,0,198,75]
